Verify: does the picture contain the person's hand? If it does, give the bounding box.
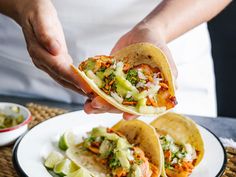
[111,24,178,78]
[12,0,91,95]
[84,23,178,120]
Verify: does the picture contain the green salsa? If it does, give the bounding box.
[0,106,24,129]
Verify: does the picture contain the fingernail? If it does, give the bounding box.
[123,114,138,120]
[48,40,60,55]
[91,100,103,109]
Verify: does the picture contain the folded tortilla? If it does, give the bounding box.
[151,113,204,177]
[72,43,176,116]
[66,119,163,177]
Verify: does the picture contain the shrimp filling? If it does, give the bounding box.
[82,127,159,177]
[79,55,177,114]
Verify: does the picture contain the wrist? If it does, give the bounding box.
[135,20,167,43]
[0,0,21,24]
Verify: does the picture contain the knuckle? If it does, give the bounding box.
[38,30,51,44]
[31,59,41,69]
[50,62,61,74]
[27,45,36,57]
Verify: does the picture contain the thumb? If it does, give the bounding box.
[110,35,128,55]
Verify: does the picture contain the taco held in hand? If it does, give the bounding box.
[66,119,163,177]
[151,113,204,177]
[72,43,177,115]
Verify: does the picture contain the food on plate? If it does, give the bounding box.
[44,151,64,169]
[66,119,163,177]
[58,131,76,151]
[72,43,177,115]
[150,113,204,177]
[44,135,93,177]
[0,106,24,129]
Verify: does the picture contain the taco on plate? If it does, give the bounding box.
[150,113,204,177]
[72,43,177,116]
[66,119,163,177]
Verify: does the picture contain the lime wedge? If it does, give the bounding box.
[54,159,72,176]
[66,168,92,177]
[58,131,75,151]
[70,161,80,172]
[44,151,64,169]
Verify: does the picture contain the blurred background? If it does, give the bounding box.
[208,1,236,117]
[0,1,236,118]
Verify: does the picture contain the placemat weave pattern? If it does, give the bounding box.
[0,103,235,177]
[222,147,236,177]
[0,103,67,177]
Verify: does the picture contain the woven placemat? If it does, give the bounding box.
[0,103,235,177]
[0,103,67,177]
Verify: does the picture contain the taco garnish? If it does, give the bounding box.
[76,43,177,115]
[150,113,204,177]
[67,126,159,177]
[160,135,197,177]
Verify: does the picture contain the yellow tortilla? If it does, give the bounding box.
[66,119,163,177]
[150,112,204,176]
[112,119,163,177]
[66,144,109,176]
[72,42,176,116]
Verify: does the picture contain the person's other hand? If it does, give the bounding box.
[13,0,91,95]
[111,24,178,78]
[84,23,178,120]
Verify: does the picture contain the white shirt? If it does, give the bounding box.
[0,0,216,117]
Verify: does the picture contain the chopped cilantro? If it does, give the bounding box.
[98,66,106,72]
[165,162,173,170]
[125,97,135,102]
[135,159,144,165]
[83,136,96,148]
[109,155,121,169]
[108,73,115,81]
[126,69,138,85]
[83,59,96,71]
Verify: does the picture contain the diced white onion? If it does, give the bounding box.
[165,135,174,143]
[153,77,162,85]
[116,61,123,68]
[136,81,145,88]
[137,69,147,80]
[153,73,158,78]
[145,82,153,88]
[126,91,132,98]
[126,149,134,161]
[176,152,184,159]
[185,144,193,154]
[171,157,178,165]
[111,92,123,104]
[169,144,179,153]
[184,144,197,162]
[147,85,161,96]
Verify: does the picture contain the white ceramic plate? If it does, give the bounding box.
[13,111,226,177]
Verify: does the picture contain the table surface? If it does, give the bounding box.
[1,95,235,140]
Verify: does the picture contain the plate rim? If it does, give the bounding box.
[12,113,227,177]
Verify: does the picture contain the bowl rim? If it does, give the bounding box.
[0,102,32,133]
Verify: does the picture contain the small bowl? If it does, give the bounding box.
[0,102,32,146]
